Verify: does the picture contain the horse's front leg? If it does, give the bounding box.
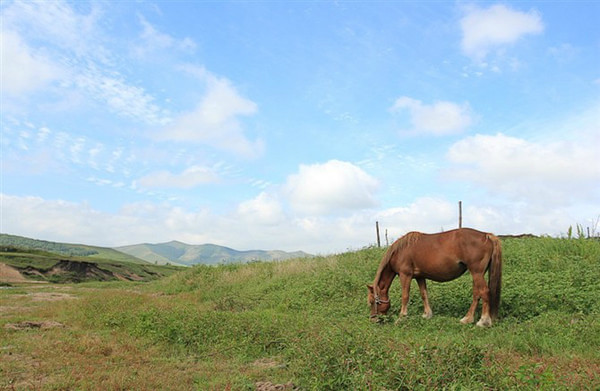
[395,273,412,324]
[460,299,478,324]
[416,277,433,319]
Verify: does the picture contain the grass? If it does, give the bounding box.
[1,237,599,390]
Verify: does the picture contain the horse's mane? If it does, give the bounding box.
[372,231,422,291]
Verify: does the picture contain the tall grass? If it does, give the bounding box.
[3,237,599,390]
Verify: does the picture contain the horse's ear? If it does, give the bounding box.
[367,284,374,293]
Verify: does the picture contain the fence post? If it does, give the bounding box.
[458,201,462,229]
[376,221,381,247]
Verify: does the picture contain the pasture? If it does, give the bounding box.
[1,236,599,390]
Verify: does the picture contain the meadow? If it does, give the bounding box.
[1,236,599,390]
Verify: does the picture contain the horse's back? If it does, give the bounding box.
[400,228,492,281]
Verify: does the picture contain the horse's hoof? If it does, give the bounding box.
[422,312,433,319]
[460,317,474,324]
[476,318,492,327]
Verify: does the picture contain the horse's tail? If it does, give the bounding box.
[487,234,502,320]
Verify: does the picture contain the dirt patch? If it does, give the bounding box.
[114,272,145,281]
[4,321,65,330]
[47,260,116,281]
[29,292,77,301]
[252,358,287,370]
[8,292,77,302]
[255,381,297,391]
[0,262,31,283]
[251,358,296,390]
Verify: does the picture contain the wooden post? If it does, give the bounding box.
[376,221,381,247]
[385,229,389,246]
[458,201,462,229]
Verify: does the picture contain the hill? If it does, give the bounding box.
[0,234,183,283]
[0,234,147,264]
[115,240,311,266]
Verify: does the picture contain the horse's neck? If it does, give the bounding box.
[376,263,396,296]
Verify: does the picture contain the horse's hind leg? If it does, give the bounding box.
[416,278,433,319]
[475,273,492,327]
[461,273,484,324]
[461,272,492,327]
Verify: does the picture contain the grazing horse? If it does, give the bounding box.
[367,228,502,327]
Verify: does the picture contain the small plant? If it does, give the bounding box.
[515,362,555,388]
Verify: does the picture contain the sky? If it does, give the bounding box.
[1,1,599,254]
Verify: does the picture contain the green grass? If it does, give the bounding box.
[2,237,599,390]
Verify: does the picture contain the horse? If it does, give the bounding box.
[367,228,502,327]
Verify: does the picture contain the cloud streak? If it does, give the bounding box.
[390,97,474,135]
[136,166,220,189]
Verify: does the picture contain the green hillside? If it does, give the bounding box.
[115,240,311,266]
[0,234,147,264]
[3,236,597,389]
[0,234,183,283]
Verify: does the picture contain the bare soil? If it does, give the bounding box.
[255,381,297,391]
[4,320,65,330]
[1,260,145,284]
[0,262,32,283]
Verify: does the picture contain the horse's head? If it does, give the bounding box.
[367,284,390,322]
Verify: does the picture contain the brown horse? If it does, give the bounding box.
[367,228,502,327]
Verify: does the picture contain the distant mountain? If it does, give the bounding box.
[115,240,311,266]
[0,234,148,264]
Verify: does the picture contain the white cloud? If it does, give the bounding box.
[237,192,285,226]
[161,66,263,157]
[284,160,379,215]
[376,197,457,238]
[446,132,600,205]
[0,194,213,247]
[136,166,220,189]
[0,30,63,95]
[460,4,544,62]
[390,97,473,135]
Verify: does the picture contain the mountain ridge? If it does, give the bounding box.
[0,233,311,267]
[115,241,311,266]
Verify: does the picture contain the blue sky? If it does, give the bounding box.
[2,1,599,253]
